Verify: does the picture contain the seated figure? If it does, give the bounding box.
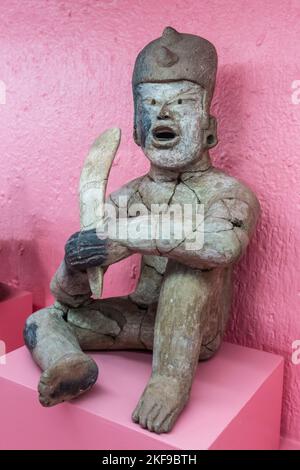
[24,27,260,434]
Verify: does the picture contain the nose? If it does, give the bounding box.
[157,104,171,120]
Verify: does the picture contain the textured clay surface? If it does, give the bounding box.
[0,0,299,440]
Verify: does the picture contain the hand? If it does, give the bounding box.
[64,229,108,271]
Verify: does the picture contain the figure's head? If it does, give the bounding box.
[132,27,218,170]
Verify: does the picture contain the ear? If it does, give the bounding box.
[203,115,218,149]
[133,125,141,146]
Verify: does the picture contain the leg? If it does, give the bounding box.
[24,304,98,407]
[199,266,233,360]
[50,257,159,351]
[25,299,156,407]
[24,260,100,406]
[24,260,157,406]
[133,262,229,433]
[67,297,156,352]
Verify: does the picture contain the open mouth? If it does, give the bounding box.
[152,126,179,147]
[153,126,177,141]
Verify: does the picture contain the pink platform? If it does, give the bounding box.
[280,436,300,450]
[0,283,32,353]
[0,343,283,450]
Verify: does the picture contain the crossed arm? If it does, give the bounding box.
[65,191,260,272]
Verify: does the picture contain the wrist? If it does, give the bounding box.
[101,238,132,266]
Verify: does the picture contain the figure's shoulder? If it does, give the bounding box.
[107,175,145,208]
[213,168,260,211]
[187,167,260,212]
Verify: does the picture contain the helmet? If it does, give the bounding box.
[132,27,217,107]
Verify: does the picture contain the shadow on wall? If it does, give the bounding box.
[0,282,12,301]
[214,63,300,439]
[213,63,276,345]
[211,63,262,344]
[211,63,248,175]
[0,238,49,310]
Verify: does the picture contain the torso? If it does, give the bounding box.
[108,166,257,306]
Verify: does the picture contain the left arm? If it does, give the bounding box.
[113,190,260,269]
[65,190,260,271]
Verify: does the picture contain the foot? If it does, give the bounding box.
[132,375,189,434]
[38,352,98,407]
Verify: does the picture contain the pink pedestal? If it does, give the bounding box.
[0,343,283,450]
[280,436,300,450]
[0,284,32,353]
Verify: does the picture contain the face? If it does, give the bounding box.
[134,81,208,170]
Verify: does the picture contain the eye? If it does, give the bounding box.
[177,98,182,104]
[151,99,156,105]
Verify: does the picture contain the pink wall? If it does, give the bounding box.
[0,0,299,440]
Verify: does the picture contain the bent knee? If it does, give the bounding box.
[25,308,49,328]
[24,306,65,350]
[23,309,47,350]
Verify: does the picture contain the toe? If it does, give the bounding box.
[160,412,177,433]
[38,393,52,407]
[153,407,173,434]
[146,404,160,432]
[132,399,143,423]
[139,402,157,429]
